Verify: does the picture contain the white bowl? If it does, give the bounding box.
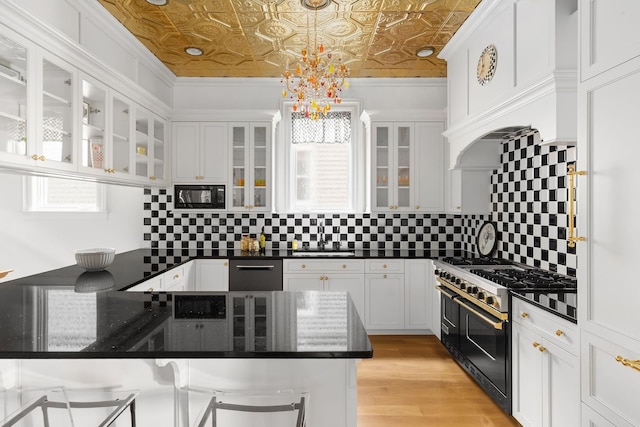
[75,248,115,271]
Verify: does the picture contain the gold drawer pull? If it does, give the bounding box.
[383,264,387,269]
[320,276,324,281]
[301,264,306,269]
[521,312,528,318]
[539,346,546,353]
[173,274,179,280]
[224,262,228,267]
[383,274,387,279]
[555,329,564,336]
[616,356,640,373]
[342,264,346,269]
[532,341,540,348]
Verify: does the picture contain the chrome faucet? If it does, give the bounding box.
[318,221,327,250]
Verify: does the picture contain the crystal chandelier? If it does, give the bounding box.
[281,0,350,120]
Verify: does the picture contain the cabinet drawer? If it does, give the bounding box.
[284,259,364,273]
[513,297,578,354]
[164,266,185,289]
[365,259,404,274]
[581,331,640,427]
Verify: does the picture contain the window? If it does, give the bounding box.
[24,176,106,213]
[285,107,362,212]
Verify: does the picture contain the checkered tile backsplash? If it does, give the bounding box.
[143,130,576,275]
[486,131,577,276]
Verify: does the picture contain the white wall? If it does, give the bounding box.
[0,173,144,281]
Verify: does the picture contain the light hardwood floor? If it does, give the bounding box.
[357,335,521,427]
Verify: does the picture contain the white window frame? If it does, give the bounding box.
[23,176,108,219]
[276,101,366,213]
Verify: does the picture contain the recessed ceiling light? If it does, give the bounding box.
[185,47,203,56]
[146,0,167,5]
[301,0,330,10]
[416,47,435,58]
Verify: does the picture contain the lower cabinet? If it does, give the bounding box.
[229,293,271,352]
[580,330,640,427]
[194,259,229,291]
[365,272,404,330]
[512,298,579,427]
[171,320,229,351]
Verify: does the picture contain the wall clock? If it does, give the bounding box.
[476,44,497,86]
[476,221,498,257]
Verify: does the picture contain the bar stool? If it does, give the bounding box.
[0,387,138,427]
[186,389,308,427]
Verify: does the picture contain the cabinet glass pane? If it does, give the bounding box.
[397,126,410,192]
[80,79,106,171]
[0,34,28,159]
[134,109,149,178]
[375,127,391,208]
[253,125,267,207]
[112,96,131,174]
[152,118,165,180]
[42,59,73,164]
[232,126,246,208]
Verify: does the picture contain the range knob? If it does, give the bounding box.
[477,291,486,301]
[459,281,467,291]
[468,286,478,294]
[455,278,462,285]
[486,296,495,305]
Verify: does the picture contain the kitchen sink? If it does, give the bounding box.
[291,251,356,257]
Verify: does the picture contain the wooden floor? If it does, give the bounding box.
[357,335,521,427]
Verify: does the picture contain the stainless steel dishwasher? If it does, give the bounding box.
[229,259,283,291]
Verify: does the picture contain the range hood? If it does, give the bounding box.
[440,0,578,170]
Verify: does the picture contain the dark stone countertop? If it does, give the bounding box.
[510,290,577,324]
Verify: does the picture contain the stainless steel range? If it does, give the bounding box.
[433,256,577,415]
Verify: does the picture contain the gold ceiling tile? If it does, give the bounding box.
[97,0,481,77]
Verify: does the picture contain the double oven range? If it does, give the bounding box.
[433,256,577,414]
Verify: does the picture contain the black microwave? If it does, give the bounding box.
[174,185,225,210]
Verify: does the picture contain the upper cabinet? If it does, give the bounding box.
[579,0,640,81]
[371,121,445,213]
[229,122,271,212]
[172,122,228,184]
[0,5,171,187]
[0,29,29,167]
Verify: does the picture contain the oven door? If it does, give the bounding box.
[456,298,508,395]
[437,286,460,350]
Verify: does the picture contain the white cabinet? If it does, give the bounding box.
[0,28,30,167]
[579,0,640,81]
[512,298,579,427]
[283,259,365,320]
[414,122,445,212]
[172,320,229,351]
[126,275,162,292]
[229,122,271,211]
[446,169,491,214]
[172,122,228,183]
[404,259,432,330]
[126,263,192,292]
[194,259,229,291]
[133,107,167,185]
[371,121,445,212]
[364,259,404,330]
[372,122,413,211]
[577,2,640,424]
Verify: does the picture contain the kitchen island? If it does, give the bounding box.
[0,254,372,427]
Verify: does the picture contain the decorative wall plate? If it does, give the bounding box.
[476,44,497,85]
[477,221,498,257]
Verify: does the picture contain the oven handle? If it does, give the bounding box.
[435,286,458,300]
[454,298,504,331]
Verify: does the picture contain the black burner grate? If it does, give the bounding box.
[469,268,577,290]
[441,257,514,266]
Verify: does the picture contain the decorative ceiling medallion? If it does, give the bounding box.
[476,44,497,86]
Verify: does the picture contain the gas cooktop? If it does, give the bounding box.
[469,268,577,290]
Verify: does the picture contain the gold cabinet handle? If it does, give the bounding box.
[539,346,547,353]
[150,176,157,180]
[556,329,564,336]
[521,312,528,318]
[383,274,387,279]
[342,264,346,269]
[616,356,640,373]
[456,206,461,210]
[301,264,306,269]
[415,205,420,209]
[324,276,329,281]
[32,154,38,160]
[147,288,154,292]
[224,262,228,267]
[320,276,324,281]
[532,341,540,348]
[567,164,586,247]
[383,264,387,269]
[173,274,179,280]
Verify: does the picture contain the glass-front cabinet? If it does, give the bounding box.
[40,55,76,171]
[230,122,271,211]
[134,107,167,184]
[230,294,270,351]
[79,75,106,174]
[0,30,29,166]
[372,122,414,211]
[110,93,133,176]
